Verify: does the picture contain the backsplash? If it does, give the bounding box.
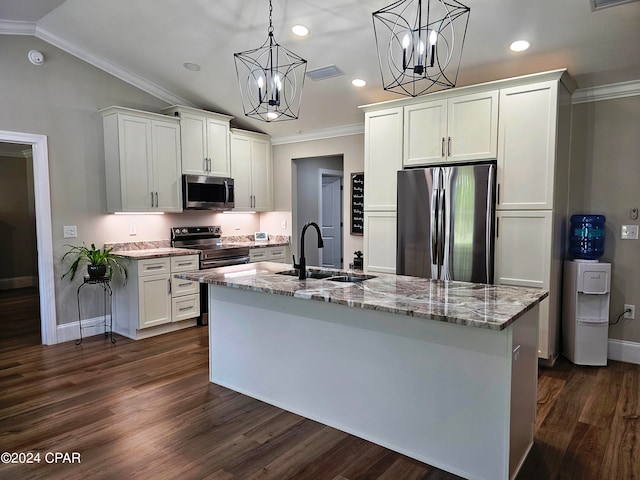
[105,234,290,252]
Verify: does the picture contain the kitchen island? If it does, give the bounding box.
[177,262,547,480]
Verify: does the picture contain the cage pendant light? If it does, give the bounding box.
[372,0,470,97]
[234,0,307,122]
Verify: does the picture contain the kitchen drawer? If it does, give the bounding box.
[138,257,171,277]
[171,254,199,272]
[250,246,288,263]
[171,293,200,322]
[172,275,199,296]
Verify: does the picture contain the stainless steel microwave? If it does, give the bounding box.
[182,175,234,211]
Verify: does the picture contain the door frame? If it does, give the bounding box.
[0,130,56,344]
[318,169,343,268]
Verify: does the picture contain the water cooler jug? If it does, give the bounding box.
[562,260,611,366]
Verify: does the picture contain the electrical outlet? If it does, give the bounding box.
[63,225,77,238]
[624,304,635,320]
[281,219,287,230]
[129,224,137,236]
[621,225,639,240]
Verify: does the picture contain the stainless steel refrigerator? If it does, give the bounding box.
[397,162,496,283]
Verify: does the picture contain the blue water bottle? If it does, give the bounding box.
[569,214,606,261]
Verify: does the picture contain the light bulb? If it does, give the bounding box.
[429,30,438,46]
[402,34,411,49]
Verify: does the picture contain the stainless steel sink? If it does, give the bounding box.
[276,269,376,282]
[276,269,334,280]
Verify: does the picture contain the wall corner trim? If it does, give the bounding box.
[573,80,640,104]
[0,20,36,35]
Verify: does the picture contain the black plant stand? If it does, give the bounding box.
[76,275,115,345]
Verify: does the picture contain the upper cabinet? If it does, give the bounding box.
[496,81,558,210]
[364,107,404,211]
[101,106,182,213]
[403,90,498,166]
[162,105,233,177]
[230,129,273,212]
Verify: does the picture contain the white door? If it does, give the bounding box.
[320,174,342,268]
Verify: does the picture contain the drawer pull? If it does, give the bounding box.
[177,262,192,266]
[178,282,192,287]
[179,306,194,312]
[147,265,164,270]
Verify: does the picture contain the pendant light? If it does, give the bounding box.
[234,0,307,122]
[372,0,470,97]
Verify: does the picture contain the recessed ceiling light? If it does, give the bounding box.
[509,40,531,52]
[352,79,367,87]
[183,62,201,71]
[291,25,309,37]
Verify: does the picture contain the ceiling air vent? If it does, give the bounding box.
[590,0,639,10]
[306,65,344,81]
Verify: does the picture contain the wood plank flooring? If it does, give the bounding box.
[1,288,639,479]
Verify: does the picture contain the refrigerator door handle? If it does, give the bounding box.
[439,181,449,280]
[430,181,440,279]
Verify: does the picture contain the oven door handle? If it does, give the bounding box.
[200,256,251,268]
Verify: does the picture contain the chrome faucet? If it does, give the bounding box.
[293,221,324,280]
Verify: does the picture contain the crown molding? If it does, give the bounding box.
[271,123,364,145]
[0,20,36,35]
[33,25,195,108]
[573,80,640,104]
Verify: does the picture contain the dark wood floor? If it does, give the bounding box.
[1,289,638,480]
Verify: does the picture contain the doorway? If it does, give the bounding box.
[293,155,344,269]
[319,170,343,269]
[0,130,56,345]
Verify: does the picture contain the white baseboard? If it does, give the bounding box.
[608,339,640,365]
[56,316,113,344]
[0,276,38,290]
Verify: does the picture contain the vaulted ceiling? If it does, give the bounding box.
[2,0,640,139]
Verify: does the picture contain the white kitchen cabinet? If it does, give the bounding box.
[494,211,552,289]
[113,254,200,339]
[403,90,498,166]
[162,105,233,177]
[101,106,182,213]
[364,107,403,211]
[249,246,288,263]
[363,106,402,274]
[364,212,397,274]
[230,129,273,212]
[497,81,558,210]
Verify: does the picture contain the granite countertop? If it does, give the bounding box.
[108,236,289,260]
[175,262,548,331]
[112,247,198,259]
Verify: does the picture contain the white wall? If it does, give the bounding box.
[571,96,640,345]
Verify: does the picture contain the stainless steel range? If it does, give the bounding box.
[171,225,250,325]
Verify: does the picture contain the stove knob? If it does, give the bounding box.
[182,228,188,233]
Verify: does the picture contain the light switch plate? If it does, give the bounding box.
[621,225,639,240]
[63,225,77,238]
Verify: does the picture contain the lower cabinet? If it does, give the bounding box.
[114,254,200,339]
[494,210,561,362]
[364,211,397,274]
[249,246,288,263]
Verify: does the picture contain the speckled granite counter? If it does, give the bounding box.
[111,247,197,259]
[176,261,547,331]
[107,236,289,260]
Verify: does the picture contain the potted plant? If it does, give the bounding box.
[61,243,127,283]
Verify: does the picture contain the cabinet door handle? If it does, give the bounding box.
[204,158,208,172]
[441,137,445,157]
[496,217,500,238]
[447,137,452,157]
[150,192,154,208]
[155,192,158,208]
[208,158,212,172]
[497,184,500,205]
[168,278,172,294]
